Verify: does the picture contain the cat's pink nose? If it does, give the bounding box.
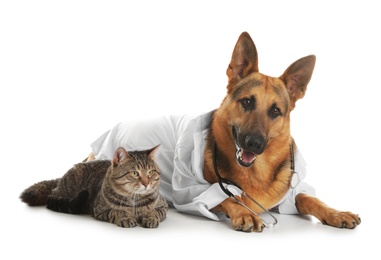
[141,177,149,187]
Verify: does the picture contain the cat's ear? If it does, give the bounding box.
[147,144,160,159]
[112,147,130,166]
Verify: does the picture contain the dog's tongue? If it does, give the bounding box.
[242,149,256,164]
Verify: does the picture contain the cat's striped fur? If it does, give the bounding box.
[20,146,168,228]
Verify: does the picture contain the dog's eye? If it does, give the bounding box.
[269,105,281,119]
[242,99,251,107]
[240,96,255,111]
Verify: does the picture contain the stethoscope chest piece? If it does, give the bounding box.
[290,171,299,189]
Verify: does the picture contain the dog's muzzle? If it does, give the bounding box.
[232,126,266,167]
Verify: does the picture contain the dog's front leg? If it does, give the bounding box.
[212,196,265,232]
[295,193,361,229]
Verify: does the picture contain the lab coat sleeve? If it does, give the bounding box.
[276,145,316,214]
[171,145,243,221]
[277,182,316,214]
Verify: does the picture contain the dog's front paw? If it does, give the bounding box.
[295,194,362,229]
[229,198,265,232]
[321,210,361,229]
[230,212,265,232]
[217,196,265,232]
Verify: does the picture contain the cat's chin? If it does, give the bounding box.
[133,186,154,195]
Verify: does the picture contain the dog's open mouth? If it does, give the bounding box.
[232,126,258,167]
[236,146,257,167]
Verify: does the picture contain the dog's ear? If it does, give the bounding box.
[279,55,316,109]
[226,32,259,86]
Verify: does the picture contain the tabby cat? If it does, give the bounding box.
[20,146,168,228]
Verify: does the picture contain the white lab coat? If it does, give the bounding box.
[91,110,315,221]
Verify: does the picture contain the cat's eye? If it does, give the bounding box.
[148,170,155,177]
[130,171,139,178]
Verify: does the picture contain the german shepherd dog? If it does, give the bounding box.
[21,32,361,232]
[202,32,361,232]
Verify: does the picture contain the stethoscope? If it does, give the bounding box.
[212,142,297,228]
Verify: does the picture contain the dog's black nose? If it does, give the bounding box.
[244,134,266,154]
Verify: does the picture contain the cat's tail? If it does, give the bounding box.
[20,179,60,206]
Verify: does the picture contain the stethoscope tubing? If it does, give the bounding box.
[213,142,278,228]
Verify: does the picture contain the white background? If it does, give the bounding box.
[1,0,379,259]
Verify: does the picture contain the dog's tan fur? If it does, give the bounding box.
[202,32,361,232]
[86,32,361,232]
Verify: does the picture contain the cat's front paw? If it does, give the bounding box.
[117,217,138,228]
[142,216,160,228]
